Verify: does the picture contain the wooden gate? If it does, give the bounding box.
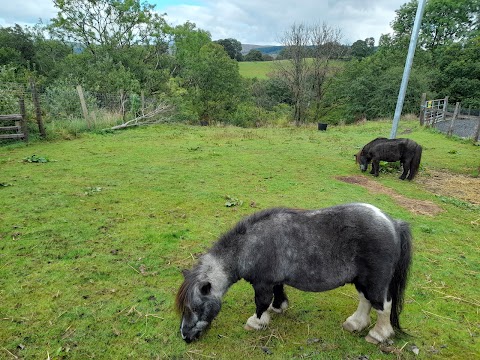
[420,96,448,126]
[0,98,28,140]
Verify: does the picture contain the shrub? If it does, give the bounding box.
[44,80,98,120]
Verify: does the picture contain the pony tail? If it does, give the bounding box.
[389,221,412,331]
[409,144,423,179]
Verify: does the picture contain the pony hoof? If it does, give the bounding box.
[343,318,370,333]
[244,323,266,331]
[269,300,288,314]
[342,321,356,332]
[365,327,394,344]
[245,313,270,331]
[365,334,380,344]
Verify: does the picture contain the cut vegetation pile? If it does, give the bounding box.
[0,119,478,359]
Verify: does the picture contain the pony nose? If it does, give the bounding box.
[184,336,193,343]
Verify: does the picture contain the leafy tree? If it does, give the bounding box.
[351,38,375,58]
[24,25,73,80]
[171,21,211,78]
[328,47,435,122]
[392,0,480,51]
[249,77,293,110]
[215,38,243,61]
[0,25,35,67]
[244,49,263,62]
[191,43,242,122]
[55,51,140,93]
[49,0,169,56]
[433,36,480,108]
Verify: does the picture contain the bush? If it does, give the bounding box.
[44,80,98,120]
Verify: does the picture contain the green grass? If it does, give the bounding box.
[239,61,276,79]
[239,59,346,79]
[1,119,479,359]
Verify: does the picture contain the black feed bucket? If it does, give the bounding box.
[318,123,328,131]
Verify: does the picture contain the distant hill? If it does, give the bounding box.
[241,44,284,57]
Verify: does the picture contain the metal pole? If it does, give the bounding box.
[389,0,427,139]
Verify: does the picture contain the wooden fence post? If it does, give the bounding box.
[447,102,460,137]
[120,90,126,122]
[419,92,426,125]
[76,85,91,129]
[473,118,480,143]
[441,96,448,122]
[30,78,46,138]
[19,97,28,141]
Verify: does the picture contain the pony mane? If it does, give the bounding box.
[354,149,362,164]
[220,208,298,240]
[175,268,201,314]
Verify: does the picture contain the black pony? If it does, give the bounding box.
[355,137,422,180]
[176,203,412,344]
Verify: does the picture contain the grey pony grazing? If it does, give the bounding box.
[176,203,412,344]
[355,137,422,180]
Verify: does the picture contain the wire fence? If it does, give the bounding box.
[0,81,165,137]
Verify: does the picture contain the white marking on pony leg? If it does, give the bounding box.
[244,311,270,330]
[365,300,395,344]
[343,292,372,332]
[269,300,289,314]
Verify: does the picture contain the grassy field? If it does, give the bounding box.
[1,119,479,359]
[239,61,276,79]
[238,59,346,79]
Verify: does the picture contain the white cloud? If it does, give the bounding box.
[160,0,406,45]
[0,0,56,27]
[0,0,407,45]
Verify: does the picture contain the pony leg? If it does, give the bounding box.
[343,292,372,332]
[245,285,273,330]
[365,299,395,344]
[400,160,410,180]
[372,160,380,177]
[269,284,288,313]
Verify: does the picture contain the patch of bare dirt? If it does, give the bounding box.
[416,170,480,205]
[337,175,444,216]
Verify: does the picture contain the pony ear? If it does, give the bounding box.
[199,281,212,296]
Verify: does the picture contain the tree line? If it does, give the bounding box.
[1,0,478,128]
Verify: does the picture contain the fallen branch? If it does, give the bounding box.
[110,104,173,130]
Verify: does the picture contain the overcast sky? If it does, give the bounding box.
[0,0,409,45]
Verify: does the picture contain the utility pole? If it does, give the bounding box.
[390,0,427,139]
